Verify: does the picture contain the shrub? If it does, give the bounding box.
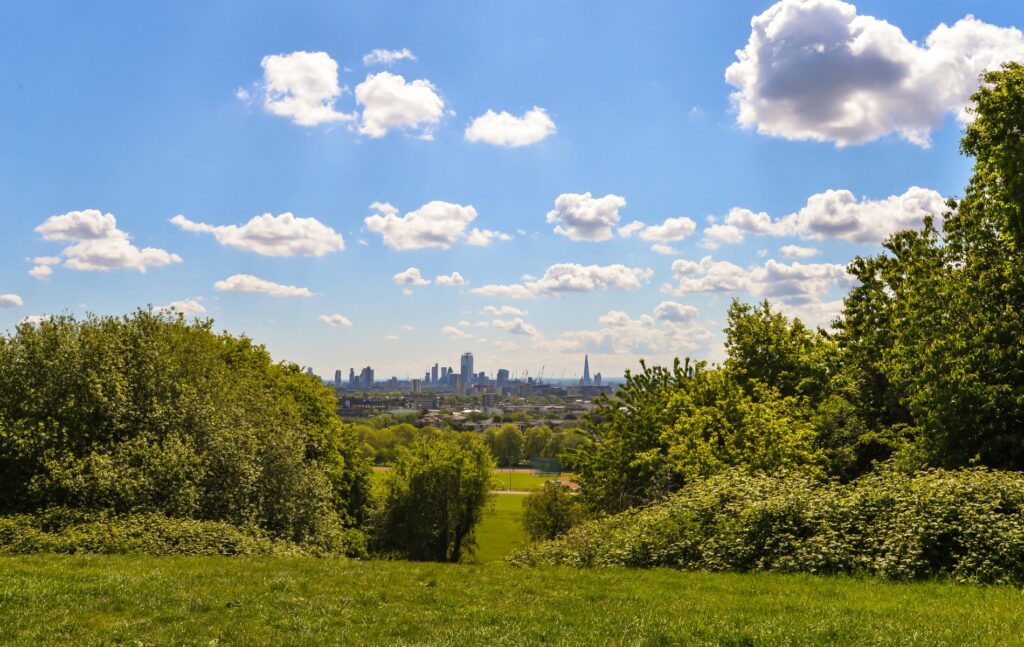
[509,467,1024,584]
[0,509,367,557]
[522,482,587,542]
[372,436,494,562]
[0,311,371,553]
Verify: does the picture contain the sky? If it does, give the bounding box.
[1,0,1022,381]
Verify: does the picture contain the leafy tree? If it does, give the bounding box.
[372,435,494,562]
[0,310,371,551]
[522,482,586,541]
[524,425,554,460]
[485,424,524,468]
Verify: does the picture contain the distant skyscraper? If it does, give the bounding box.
[334,369,342,387]
[349,368,355,386]
[359,366,374,389]
[594,372,602,386]
[441,366,448,384]
[431,363,439,384]
[496,368,510,386]
[460,352,474,386]
[411,378,421,394]
[581,354,592,386]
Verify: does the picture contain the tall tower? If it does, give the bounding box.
[431,363,439,384]
[582,354,592,386]
[461,352,474,386]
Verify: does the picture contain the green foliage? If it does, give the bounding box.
[511,467,1024,585]
[0,310,371,552]
[372,435,495,562]
[523,425,554,458]
[0,510,369,557]
[483,424,524,468]
[521,482,587,542]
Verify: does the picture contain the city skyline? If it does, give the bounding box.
[1,1,1021,378]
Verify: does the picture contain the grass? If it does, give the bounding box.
[491,470,575,492]
[473,493,528,562]
[3,556,1024,645]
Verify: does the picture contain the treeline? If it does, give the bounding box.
[355,421,590,470]
[516,64,1024,582]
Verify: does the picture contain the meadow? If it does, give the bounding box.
[3,555,1023,646]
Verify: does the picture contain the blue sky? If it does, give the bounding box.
[1,0,1021,380]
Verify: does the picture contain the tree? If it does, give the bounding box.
[524,425,554,460]
[372,435,494,562]
[522,482,586,541]
[0,310,371,551]
[485,424,523,468]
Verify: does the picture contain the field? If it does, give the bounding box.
[474,493,528,562]
[490,470,575,492]
[3,556,1024,645]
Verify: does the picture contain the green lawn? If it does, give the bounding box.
[3,556,1024,645]
[473,493,528,562]
[491,470,575,492]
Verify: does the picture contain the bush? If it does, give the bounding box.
[0,509,367,557]
[509,467,1024,584]
[522,482,587,541]
[372,436,494,562]
[0,310,371,553]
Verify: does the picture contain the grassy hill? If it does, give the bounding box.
[2,556,1023,645]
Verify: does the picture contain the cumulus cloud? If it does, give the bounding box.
[701,224,745,249]
[538,307,714,356]
[214,274,314,298]
[638,217,697,242]
[436,271,467,286]
[260,51,354,127]
[362,48,416,66]
[153,298,206,316]
[780,244,821,259]
[471,263,653,299]
[547,193,627,242]
[491,317,539,336]
[319,313,353,327]
[365,201,478,250]
[651,244,678,256]
[393,267,431,286]
[35,210,182,273]
[0,294,23,308]
[19,315,50,326]
[482,305,528,316]
[465,107,556,147]
[442,325,475,340]
[170,213,344,256]
[616,220,647,237]
[654,301,699,323]
[726,0,1024,146]
[355,72,445,139]
[725,186,947,244]
[665,256,852,305]
[465,227,512,247]
[28,265,53,280]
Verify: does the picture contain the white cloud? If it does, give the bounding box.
[482,305,528,316]
[36,209,182,273]
[170,213,344,256]
[442,325,474,340]
[547,192,627,242]
[598,311,655,328]
[32,256,61,265]
[36,210,126,241]
[28,265,53,280]
[638,216,697,242]
[651,244,678,256]
[355,72,445,139]
[362,48,417,66]
[436,271,468,286]
[538,308,713,356]
[393,267,430,286]
[616,220,647,237]
[726,0,1024,147]
[701,224,744,249]
[260,51,354,127]
[235,87,251,102]
[722,187,946,244]
[471,263,653,299]
[780,244,820,259]
[666,256,852,305]
[0,294,23,308]
[214,274,314,298]
[465,227,512,247]
[465,107,556,147]
[319,313,353,327]
[365,201,478,250]
[19,315,50,326]
[384,334,400,341]
[493,340,520,352]
[153,298,206,316]
[654,301,699,323]
[491,317,539,336]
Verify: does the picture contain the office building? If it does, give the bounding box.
[594,372,603,386]
[411,378,421,394]
[460,352,474,386]
[440,366,448,383]
[431,363,439,384]
[359,366,374,389]
[496,368,510,386]
[334,369,342,388]
[348,368,356,387]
